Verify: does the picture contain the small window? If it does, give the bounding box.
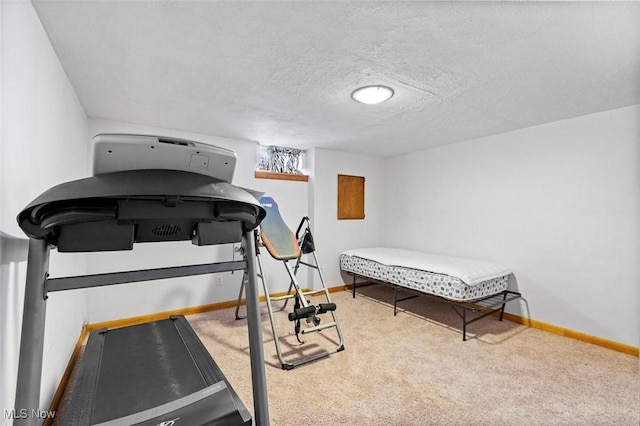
[256,145,304,174]
[337,174,365,220]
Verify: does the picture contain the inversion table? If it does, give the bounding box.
[14,135,271,425]
[235,196,344,369]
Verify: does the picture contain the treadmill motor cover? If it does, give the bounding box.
[16,170,266,252]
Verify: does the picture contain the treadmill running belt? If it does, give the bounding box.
[94,320,207,421]
[64,316,251,425]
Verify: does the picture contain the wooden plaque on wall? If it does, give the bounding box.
[337,174,365,220]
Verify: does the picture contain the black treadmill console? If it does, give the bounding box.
[17,170,265,252]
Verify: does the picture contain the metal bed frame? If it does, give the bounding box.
[348,273,522,341]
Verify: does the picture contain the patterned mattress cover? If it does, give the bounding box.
[340,248,510,302]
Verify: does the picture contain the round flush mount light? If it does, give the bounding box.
[351,85,394,105]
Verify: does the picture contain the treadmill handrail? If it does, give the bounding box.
[46,260,248,293]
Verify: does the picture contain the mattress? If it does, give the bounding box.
[340,247,511,301]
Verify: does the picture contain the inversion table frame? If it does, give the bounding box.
[235,197,344,370]
[236,230,345,370]
[14,168,271,425]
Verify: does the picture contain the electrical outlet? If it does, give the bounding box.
[215,275,223,286]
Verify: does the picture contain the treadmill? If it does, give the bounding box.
[14,135,270,425]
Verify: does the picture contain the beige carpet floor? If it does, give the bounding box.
[191,285,638,425]
[55,285,639,425]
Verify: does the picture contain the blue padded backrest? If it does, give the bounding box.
[259,196,301,261]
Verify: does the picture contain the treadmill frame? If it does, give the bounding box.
[14,232,269,426]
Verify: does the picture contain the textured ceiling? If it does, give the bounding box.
[32,1,640,157]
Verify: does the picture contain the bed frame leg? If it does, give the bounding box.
[393,286,398,316]
[462,308,467,341]
[499,291,508,321]
[352,275,356,298]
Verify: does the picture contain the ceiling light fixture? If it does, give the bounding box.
[351,85,394,105]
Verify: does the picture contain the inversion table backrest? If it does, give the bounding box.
[258,196,301,261]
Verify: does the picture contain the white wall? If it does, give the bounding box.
[82,123,387,325]
[85,119,309,323]
[1,1,88,421]
[83,123,387,331]
[308,148,385,288]
[383,105,639,347]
